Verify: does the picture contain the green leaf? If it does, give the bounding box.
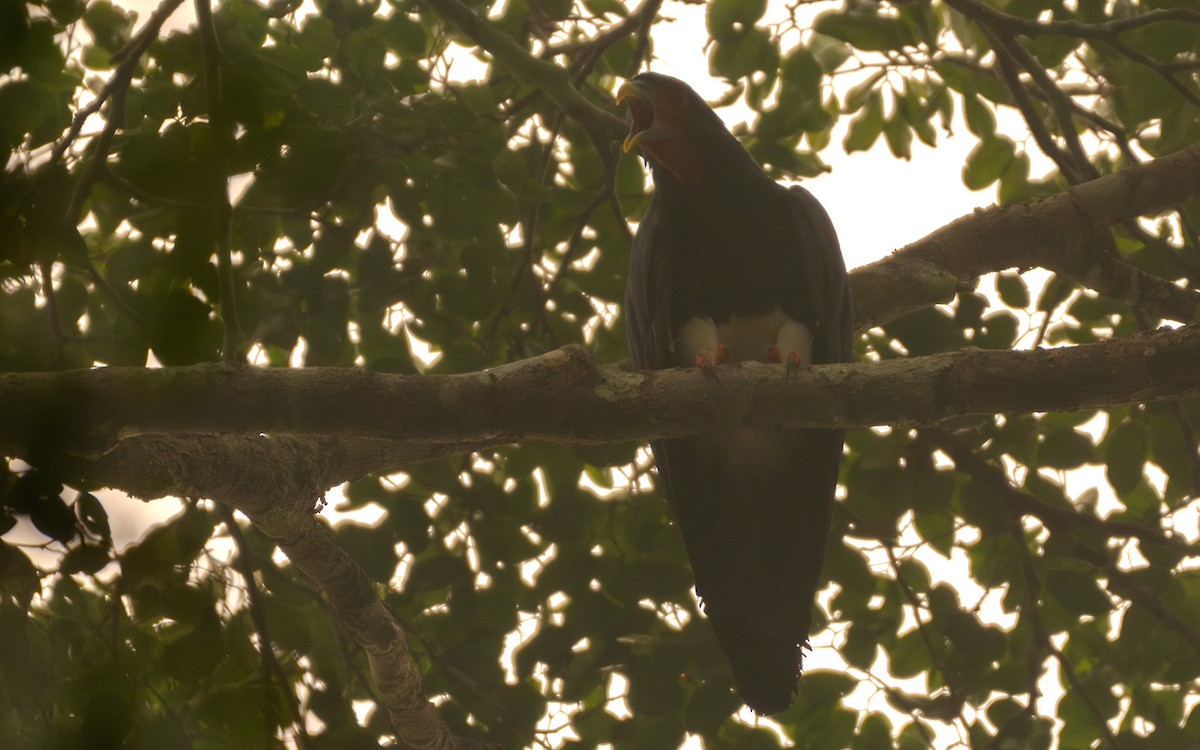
[627,667,686,715]
[814,11,916,52]
[82,0,133,54]
[1038,427,1095,470]
[59,544,111,575]
[709,27,778,80]
[882,112,912,160]
[914,510,955,557]
[808,32,852,72]
[996,271,1030,309]
[0,542,40,610]
[854,713,894,750]
[976,310,1019,349]
[842,71,885,113]
[706,0,768,42]
[963,93,995,137]
[888,630,930,678]
[897,558,931,593]
[844,90,884,153]
[963,136,1015,190]
[296,15,339,65]
[1104,419,1147,495]
[1045,569,1112,618]
[30,494,77,543]
[336,523,398,583]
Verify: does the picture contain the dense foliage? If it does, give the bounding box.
[2,0,1199,747]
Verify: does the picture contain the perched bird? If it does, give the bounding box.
[617,72,853,715]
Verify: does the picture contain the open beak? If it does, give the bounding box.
[617,81,653,154]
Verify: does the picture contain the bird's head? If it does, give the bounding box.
[617,72,709,186]
[617,73,761,189]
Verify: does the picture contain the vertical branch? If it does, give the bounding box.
[195,0,243,361]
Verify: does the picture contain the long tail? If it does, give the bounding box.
[653,427,842,714]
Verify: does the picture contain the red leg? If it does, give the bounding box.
[785,351,808,380]
[696,344,728,376]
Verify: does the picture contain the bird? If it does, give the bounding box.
[617,72,853,715]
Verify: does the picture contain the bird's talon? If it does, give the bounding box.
[784,352,808,381]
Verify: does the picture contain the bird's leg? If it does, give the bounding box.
[695,343,728,376]
[773,321,813,381]
[784,350,807,380]
[678,317,726,376]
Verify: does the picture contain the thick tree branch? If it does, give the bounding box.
[5,325,1200,472]
[856,143,1200,325]
[245,503,498,750]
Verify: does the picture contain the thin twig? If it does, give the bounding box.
[219,505,314,750]
[195,0,243,361]
[50,0,187,165]
[984,27,1083,184]
[922,428,1195,556]
[1004,511,1122,748]
[944,0,1200,110]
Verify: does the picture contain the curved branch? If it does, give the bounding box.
[857,143,1200,324]
[50,0,187,168]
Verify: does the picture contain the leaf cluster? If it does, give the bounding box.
[2,0,1200,747]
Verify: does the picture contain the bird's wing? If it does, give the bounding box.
[784,184,854,365]
[625,183,850,715]
[624,192,675,371]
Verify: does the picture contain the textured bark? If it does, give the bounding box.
[246,504,499,750]
[851,143,1200,326]
[6,324,1200,497]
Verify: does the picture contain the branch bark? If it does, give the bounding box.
[854,143,1200,326]
[6,324,1200,487]
[245,503,499,750]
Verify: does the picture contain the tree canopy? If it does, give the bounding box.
[2,0,1200,748]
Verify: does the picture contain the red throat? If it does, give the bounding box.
[644,137,704,187]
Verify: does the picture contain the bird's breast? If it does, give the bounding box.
[673,307,813,366]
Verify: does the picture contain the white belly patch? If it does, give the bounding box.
[674,307,813,367]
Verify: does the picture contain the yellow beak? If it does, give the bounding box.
[616,81,646,153]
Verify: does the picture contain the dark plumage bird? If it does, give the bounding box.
[618,72,853,715]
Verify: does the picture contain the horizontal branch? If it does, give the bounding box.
[4,325,1199,464]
